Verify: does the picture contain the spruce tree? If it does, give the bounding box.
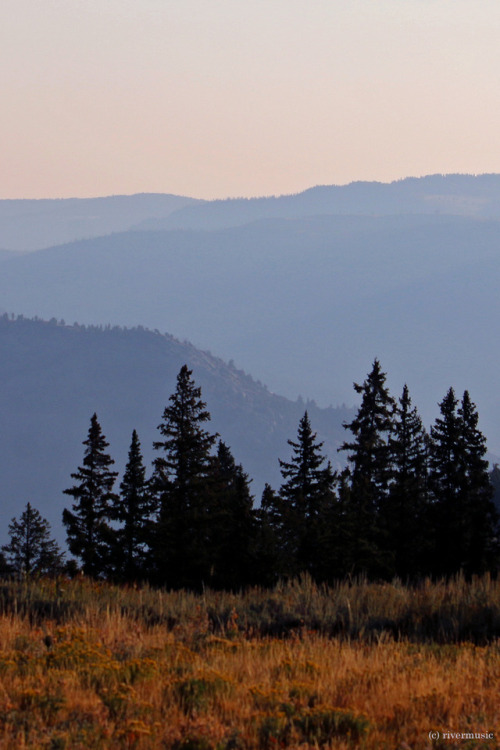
[109,430,152,582]
[385,384,430,578]
[150,365,217,588]
[2,503,64,577]
[253,483,283,586]
[490,464,500,515]
[278,411,336,578]
[208,440,256,589]
[338,359,395,577]
[457,391,498,573]
[428,387,463,575]
[429,388,499,575]
[62,413,118,577]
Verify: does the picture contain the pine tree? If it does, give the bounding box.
[457,391,498,573]
[150,365,218,588]
[208,440,256,589]
[429,388,499,575]
[338,359,395,577]
[109,430,152,582]
[278,412,336,578]
[253,483,283,586]
[385,384,430,578]
[428,387,463,575]
[62,413,118,577]
[490,464,500,515]
[2,503,64,577]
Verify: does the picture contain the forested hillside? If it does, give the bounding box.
[0,211,498,456]
[0,315,350,541]
[2,338,497,587]
[151,173,500,231]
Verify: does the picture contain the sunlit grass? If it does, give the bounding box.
[0,576,498,747]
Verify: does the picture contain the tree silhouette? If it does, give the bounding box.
[429,389,498,575]
[150,365,218,588]
[384,384,430,577]
[109,430,152,582]
[62,413,118,577]
[208,440,256,589]
[339,359,395,577]
[2,503,64,577]
[278,411,337,578]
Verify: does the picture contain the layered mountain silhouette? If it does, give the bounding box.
[0,316,350,542]
[0,209,498,454]
[0,193,201,252]
[137,173,500,232]
[1,174,499,532]
[4,174,500,252]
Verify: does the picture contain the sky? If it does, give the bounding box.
[3,0,500,200]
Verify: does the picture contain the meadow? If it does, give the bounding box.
[0,575,498,749]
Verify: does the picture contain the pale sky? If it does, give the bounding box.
[3,0,500,199]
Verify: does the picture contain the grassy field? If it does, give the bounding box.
[0,576,498,748]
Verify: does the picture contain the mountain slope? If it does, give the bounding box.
[0,212,498,455]
[0,193,202,251]
[0,316,350,543]
[4,174,500,251]
[146,174,500,231]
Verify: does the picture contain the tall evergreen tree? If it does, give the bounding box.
[385,384,430,578]
[2,503,64,577]
[457,391,498,573]
[109,430,152,582]
[278,412,337,578]
[490,463,500,515]
[338,359,395,577]
[253,483,284,586]
[429,388,499,575]
[150,365,218,588]
[208,440,256,589]
[62,413,118,577]
[428,387,464,575]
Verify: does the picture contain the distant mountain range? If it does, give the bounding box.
[1,173,499,508]
[4,174,500,251]
[0,193,201,251]
[140,173,500,232]
[0,209,498,449]
[0,316,351,543]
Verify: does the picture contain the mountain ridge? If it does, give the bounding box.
[0,315,351,543]
[0,211,498,449]
[4,173,500,251]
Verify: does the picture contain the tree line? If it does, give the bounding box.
[2,361,499,587]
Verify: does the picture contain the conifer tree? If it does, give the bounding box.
[384,384,430,577]
[109,430,152,582]
[2,503,64,577]
[428,387,464,575]
[338,359,395,577]
[253,483,284,586]
[457,391,498,573]
[429,388,498,575]
[150,365,217,588]
[62,413,118,577]
[490,464,500,514]
[278,412,336,578]
[208,440,256,589]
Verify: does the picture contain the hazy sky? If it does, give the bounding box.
[3,0,500,199]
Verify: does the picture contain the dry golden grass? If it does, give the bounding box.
[0,579,498,748]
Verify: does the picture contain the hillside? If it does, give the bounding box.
[0,212,498,456]
[151,173,500,231]
[4,174,500,251]
[0,316,350,542]
[0,193,201,251]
